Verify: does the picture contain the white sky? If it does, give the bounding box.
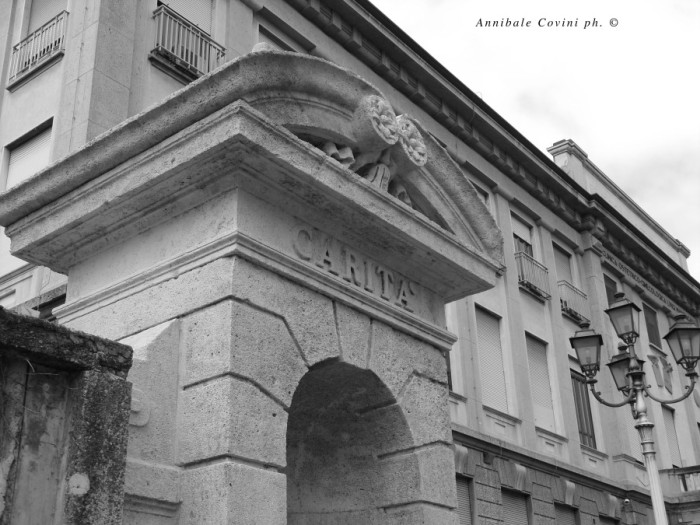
[371,0,700,281]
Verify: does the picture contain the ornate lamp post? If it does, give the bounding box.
[569,293,700,525]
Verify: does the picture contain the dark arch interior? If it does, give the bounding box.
[286,360,418,524]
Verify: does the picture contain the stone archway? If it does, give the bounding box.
[0,48,504,524]
[287,359,418,524]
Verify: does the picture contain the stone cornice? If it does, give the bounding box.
[286,0,700,313]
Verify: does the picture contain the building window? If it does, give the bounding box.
[571,370,596,448]
[512,215,550,299]
[663,406,682,467]
[160,0,212,32]
[502,489,530,525]
[643,304,662,348]
[527,335,555,431]
[604,275,618,306]
[150,1,225,83]
[471,182,489,207]
[475,307,508,413]
[553,244,573,283]
[554,504,577,525]
[511,214,533,257]
[5,124,52,190]
[456,476,473,525]
[26,0,67,33]
[555,244,589,322]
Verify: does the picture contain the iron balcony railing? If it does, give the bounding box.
[515,251,551,299]
[152,4,225,78]
[8,11,68,85]
[558,280,590,323]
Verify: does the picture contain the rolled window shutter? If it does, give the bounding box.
[456,477,472,525]
[627,415,643,461]
[663,407,683,466]
[502,490,529,525]
[527,336,554,431]
[476,308,508,413]
[163,0,212,33]
[553,245,573,283]
[6,128,52,189]
[511,215,531,244]
[555,504,576,525]
[28,0,65,33]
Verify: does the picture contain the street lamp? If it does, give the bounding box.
[569,293,700,525]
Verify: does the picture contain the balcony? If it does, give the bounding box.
[150,4,225,83]
[657,466,700,524]
[7,11,68,90]
[558,280,590,323]
[515,251,551,300]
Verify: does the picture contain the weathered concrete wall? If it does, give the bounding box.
[0,307,132,525]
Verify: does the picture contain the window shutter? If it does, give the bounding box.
[163,0,212,33]
[6,127,52,189]
[604,275,618,306]
[643,304,662,347]
[456,477,472,525]
[476,308,508,413]
[663,407,682,466]
[511,215,532,243]
[527,336,554,431]
[627,415,643,461]
[553,244,573,283]
[555,504,577,525]
[28,0,65,33]
[502,490,529,525]
[571,371,596,448]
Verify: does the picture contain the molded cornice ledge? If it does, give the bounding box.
[0,49,504,305]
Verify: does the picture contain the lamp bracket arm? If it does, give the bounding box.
[587,381,635,408]
[642,374,698,405]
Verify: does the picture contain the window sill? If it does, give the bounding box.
[149,51,201,85]
[518,281,550,302]
[562,307,589,325]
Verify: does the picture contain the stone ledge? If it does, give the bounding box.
[0,306,132,376]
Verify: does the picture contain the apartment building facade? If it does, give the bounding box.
[1,0,700,523]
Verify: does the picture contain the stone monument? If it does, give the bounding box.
[0,49,503,523]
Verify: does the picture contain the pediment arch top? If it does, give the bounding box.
[237,49,503,265]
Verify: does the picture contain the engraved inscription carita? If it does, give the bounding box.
[293,227,416,312]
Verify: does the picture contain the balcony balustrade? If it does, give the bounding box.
[558,280,590,323]
[151,5,225,81]
[515,251,551,299]
[8,11,68,88]
[661,465,700,495]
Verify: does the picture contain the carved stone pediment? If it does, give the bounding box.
[238,48,504,266]
[0,48,503,303]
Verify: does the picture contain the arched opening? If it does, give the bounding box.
[286,359,419,524]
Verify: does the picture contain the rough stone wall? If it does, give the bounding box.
[0,307,132,525]
[107,256,459,524]
[454,442,655,525]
